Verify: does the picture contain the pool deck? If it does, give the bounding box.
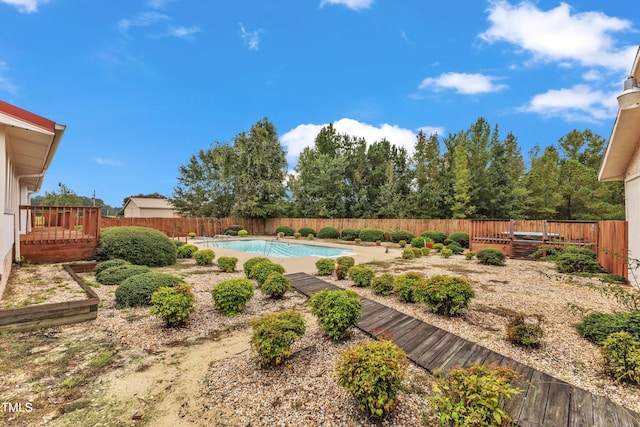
[191,236,399,274]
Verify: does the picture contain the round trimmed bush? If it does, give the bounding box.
[275,226,294,237]
[433,243,444,252]
[348,266,374,287]
[601,332,640,385]
[96,264,150,286]
[448,232,470,248]
[193,249,215,266]
[336,256,355,268]
[555,253,602,274]
[307,289,362,341]
[261,271,292,299]
[393,272,425,303]
[251,310,306,367]
[224,225,244,236]
[174,240,185,248]
[411,248,423,258]
[238,229,248,237]
[316,258,336,276]
[251,261,285,286]
[447,242,464,254]
[243,256,271,278]
[359,228,385,242]
[177,244,199,259]
[371,273,394,296]
[211,278,255,316]
[297,227,316,237]
[420,230,446,244]
[440,248,453,258]
[414,275,475,316]
[410,237,432,248]
[336,340,408,419]
[390,229,415,243]
[150,283,196,326]
[95,259,130,276]
[335,263,350,280]
[340,228,360,241]
[402,248,415,260]
[317,226,340,239]
[217,256,238,272]
[477,248,506,266]
[96,226,177,267]
[115,271,182,308]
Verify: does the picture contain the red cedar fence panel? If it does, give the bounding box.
[597,220,628,279]
[100,217,266,237]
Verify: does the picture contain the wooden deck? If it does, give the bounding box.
[286,272,640,427]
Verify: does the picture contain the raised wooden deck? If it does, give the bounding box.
[286,272,640,427]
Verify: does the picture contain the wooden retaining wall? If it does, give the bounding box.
[0,263,99,332]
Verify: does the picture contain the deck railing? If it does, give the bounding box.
[20,205,101,243]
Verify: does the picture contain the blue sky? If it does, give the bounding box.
[1,0,638,207]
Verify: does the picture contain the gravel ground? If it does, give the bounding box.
[4,250,639,425]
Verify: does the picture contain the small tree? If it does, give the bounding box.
[307,289,362,341]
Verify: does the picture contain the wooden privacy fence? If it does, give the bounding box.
[101,217,266,237]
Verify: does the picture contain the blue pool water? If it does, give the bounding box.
[200,239,353,258]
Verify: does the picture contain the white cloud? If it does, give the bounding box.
[418,126,445,137]
[281,118,428,165]
[166,26,201,39]
[95,157,125,167]
[320,0,373,11]
[0,61,18,94]
[582,70,602,82]
[239,23,262,50]
[0,0,48,13]
[419,72,508,95]
[520,84,618,123]
[118,11,169,35]
[480,0,636,71]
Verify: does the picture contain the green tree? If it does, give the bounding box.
[523,145,561,219]
[233,118,288,218]
[171,143,236,217]
[450,138,475,219]
[484,134,516,219]
[37,183,82,206]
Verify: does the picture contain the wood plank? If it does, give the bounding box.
[0,311,98,332]
[516,370,551,427]
[498,359,536,425]
[417,334,467,372]
[357,307,397,331]
[441,339,480,370]
[371,313,411,339]
[393,322,439,352]
[385,318,423,345]
[404,326,447,361]
[414,333,459,368]
[480,350,505,367]
[425,337,471,372]
[461,345,492,367]
[569,387,594,427]
[542,380,571,427]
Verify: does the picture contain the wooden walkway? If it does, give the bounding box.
[286,272,640,427]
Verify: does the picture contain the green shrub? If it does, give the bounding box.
[275,226,295,236]
[177,244,199,259]
[217,256,238,272]
[402,248,415,260]
[476,248,506,266]
[393,272,425,303]
[414,275,475,316]
[96,226,177,267]
[446,242,464,254]
[410,237,430,248]
[298,226,316,237]
[371,273,394,296]
[411,248,423,258]
[211,278,255,316]
[261,272,292,299]
[465,251,476,260]
[317,226,340,239]
[433,243,444,252]
[335,264,350,280]
[336,340,408,419]
[188,232,196,238]
[96,264,150,286]
[150,283,196,326]
[440,248,453,258]
[193,249,215,266]
[174,240,185,248]
[243,256,271,278]
[251,261,286,287]
[336,256,355,268]
[429,365,522,427]
[443,239,454,246]
[294,232,301,239]
[576,311,640,344]
[348,266,374,287]
[251,310,306,367]
[224,225,244,236]
[358,228,385,242]
[316,258,336,276]
[115,272,182,308]
[555,253,602,274]
[448,232,470,248]
[563,246,597,258]
[529,244,563,260]
[420,230,447,244]
[506,313,544,347]
[308,289,362,341]
[421,247,431,256]
[238,229,248,237]
[398,240,407,248]
[340,228,360,241]
[307,233,314,240]
[95,259,130,276]
[601,332,640,384]
[354,238,362,245]
[390,229,415,243]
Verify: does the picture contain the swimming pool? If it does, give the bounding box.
[199,239,353,258]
